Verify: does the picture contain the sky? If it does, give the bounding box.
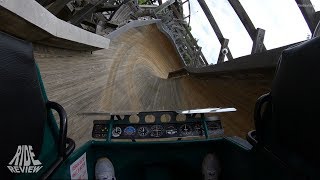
[174,0,320,64]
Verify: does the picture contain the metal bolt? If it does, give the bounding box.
[221,48,228,55]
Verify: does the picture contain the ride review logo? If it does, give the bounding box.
[7,145,43,173]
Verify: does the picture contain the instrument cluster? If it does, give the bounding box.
[92,120,223,139]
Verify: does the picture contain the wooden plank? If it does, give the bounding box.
[295,0,316,33]
[217,38,229,63]
[251,28,265,54]
[228,0,266,51]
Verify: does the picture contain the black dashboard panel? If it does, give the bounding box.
[92,121,109,139]
[92,116,223,140]
[92,110,226,140]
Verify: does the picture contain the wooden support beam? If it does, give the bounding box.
[196,0,233,60]
[68,4,96,25]
[227,0,254,39]
[36,0,55,6]
[295,0,316,33]
[95,12,107,22]
[68,0,109,25]
[170,4,209,65]
[228,0,266,51]
[96,4,119,12]
[154,0,175,14]
[197,0,223,40]
[184,15,190,19]
[182,0,188,5]
[96,21,105,35]
[47,0,72,15]
[217,38,229,63]
[251,28,265,54]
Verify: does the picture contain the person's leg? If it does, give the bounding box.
[202,153,221,180]
[95,157,116,180]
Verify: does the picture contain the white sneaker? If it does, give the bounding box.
[95,157,116,180]
[202,153,221,180]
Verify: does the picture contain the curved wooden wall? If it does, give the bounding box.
[35,24,272,147]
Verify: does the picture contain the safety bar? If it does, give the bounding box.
[253,93,271,144]
[41,101,75,179]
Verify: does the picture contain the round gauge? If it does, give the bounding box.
[150,125,164,137]
[138,126,149,137]
[180,124,193,136]
[166,126,178,135]
[194,124,204,136]
[112,127,122,137]
[124,126,136,136]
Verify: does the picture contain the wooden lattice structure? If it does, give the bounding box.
[35,0,320,66]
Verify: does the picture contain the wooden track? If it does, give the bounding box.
[34,24,272,147]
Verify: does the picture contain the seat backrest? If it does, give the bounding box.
[256,37,320,179]
[0,32,46,178]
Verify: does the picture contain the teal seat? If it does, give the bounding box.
[251,36,320,180]
[0,31,75,179]
[52,138,255,180]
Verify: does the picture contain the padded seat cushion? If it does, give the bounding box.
[0,32,45,176]
[260,37,320,174]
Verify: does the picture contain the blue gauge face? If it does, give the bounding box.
[124,126,136,136]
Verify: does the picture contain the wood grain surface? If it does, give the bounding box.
[34,24,273,148]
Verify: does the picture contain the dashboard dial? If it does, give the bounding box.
[194,124,204,136]
[124,126,136,136]
[112,127,122,137]
[166,126,178,135]
[180,124,193,136]
[138,126,149,137]
[151,125,164,137]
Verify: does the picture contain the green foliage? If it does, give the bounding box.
[138,0,148,4]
